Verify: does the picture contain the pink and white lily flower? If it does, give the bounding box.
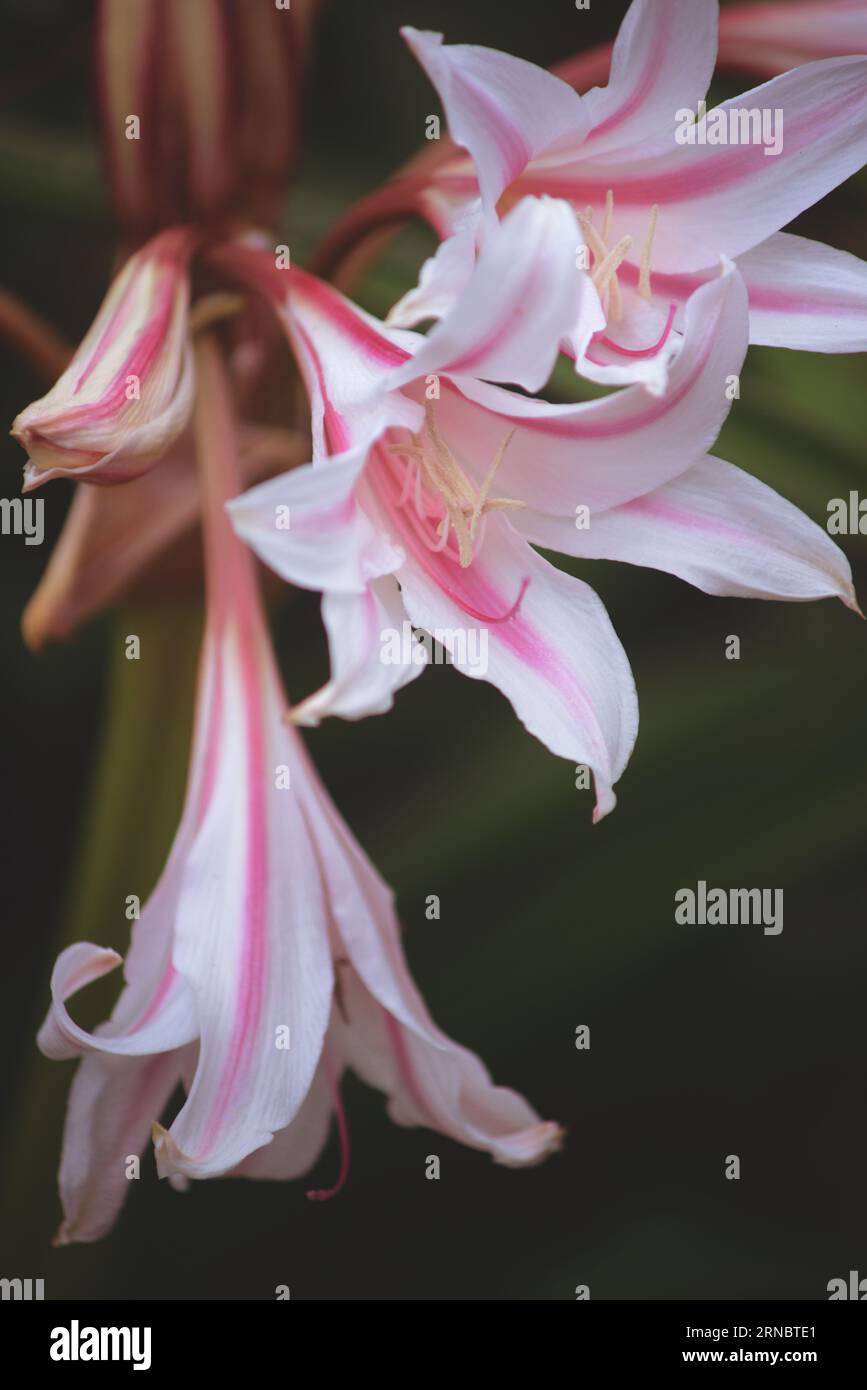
[391,0,867,381]
[12,228,196,491]
[213,201,853,822]
[36,331,559,1245]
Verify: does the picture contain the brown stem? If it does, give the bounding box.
[307,174,431,283]
[0,289,71,382]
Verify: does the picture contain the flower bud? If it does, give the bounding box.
[12,228,195,490]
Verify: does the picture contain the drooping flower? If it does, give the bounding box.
[12,228,196,491]
[212,198,854,821]
[327,0,867,367]
[36,330,560,1244]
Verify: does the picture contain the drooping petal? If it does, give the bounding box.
[333,965,562,1166]
[523,454,858,607]
[580,0,720,158]
[13,228,196,488]
[393,512,638,820]
[51,1050,185,1246]
[388,196,604,394]
[230,1061,335,1181]
[289,578,425,727]
[152,637,333,1179]
[38,943,196,1061]
[737,231,867,352]
[293,742,563,1165]
[151,334,335,1180]
[401,26,589,215]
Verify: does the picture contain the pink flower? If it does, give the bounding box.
[355,0,867,369]
[552,0,867,95]
[36,331,559,1245]
[213,205,853,822]
[12,228,195,491]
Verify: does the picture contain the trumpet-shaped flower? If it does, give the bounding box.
[214,199,853,821]
[36,332,559,1244]
[13,228,195,491]
[389,0,867,375]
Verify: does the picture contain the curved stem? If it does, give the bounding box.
[0,288,71,382]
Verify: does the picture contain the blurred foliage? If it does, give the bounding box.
[1,0,865,1300]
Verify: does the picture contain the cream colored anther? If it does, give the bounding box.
[390,403,524,567]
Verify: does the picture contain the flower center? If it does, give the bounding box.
[578,189,659,322]
[389,401,524,568]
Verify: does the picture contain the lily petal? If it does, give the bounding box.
[395,513,638,820]
[581,0,720,157]
[388,196,604,394]
[542,56,867,274]
[51,1050,185,1246]
[290,578,426,727]
[524,454,858,607]
[294,747,563,1164]
[230,1060,336,1181]
[228,448,404,595]
[401,26,589,216]
[737,231,867,352]
[444,262,749,515]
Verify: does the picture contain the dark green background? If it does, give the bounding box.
[1,0,865,1299]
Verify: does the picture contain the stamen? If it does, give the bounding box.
[602,188,613,245]
[638,204,659,302]
[189,293,245,335]
[578,215,607,265]
[469,428,516,536]
[306,1050,351,1203]
[414,460,425,519]
[397,457,416,507]
[388,406,526,569]
[592,235,632,300]
[608,270,623,323]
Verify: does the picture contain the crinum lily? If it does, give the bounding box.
[328,0,867,381]
[36,329,560,1244]
[213,196,854,822]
